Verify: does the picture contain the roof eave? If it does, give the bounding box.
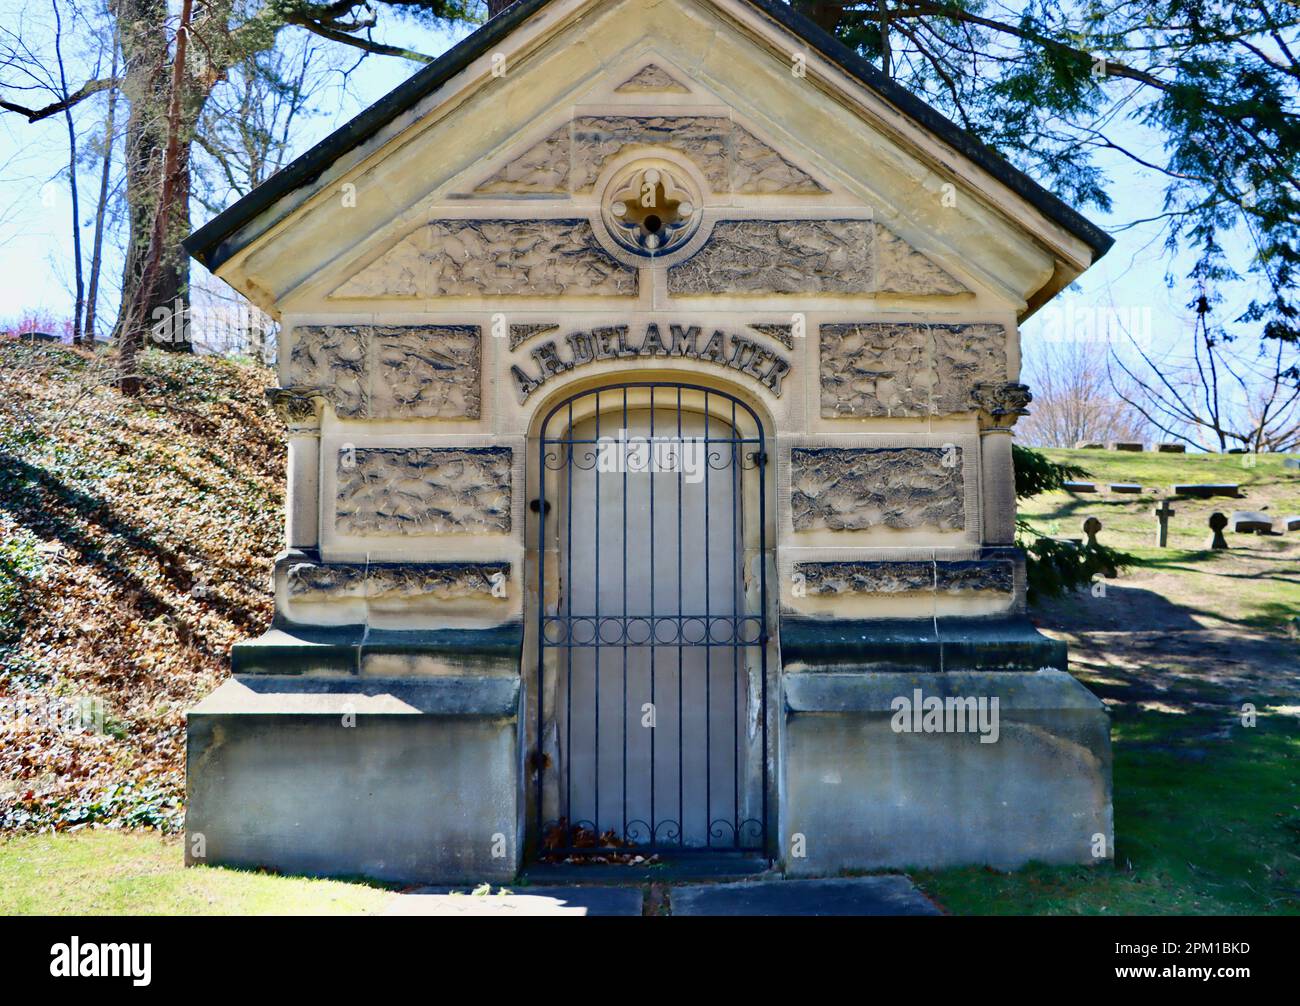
[185,0,1112,274]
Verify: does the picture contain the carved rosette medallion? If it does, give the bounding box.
[600,162,701,257]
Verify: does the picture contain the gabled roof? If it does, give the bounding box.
[185,0,1112,272]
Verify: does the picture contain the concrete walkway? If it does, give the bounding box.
[384,886,644,916]
[670,876,940,916]
[383,875,939,916]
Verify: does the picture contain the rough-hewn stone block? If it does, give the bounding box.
[286,561,510,601]
[790,447,965,531]
[795,559,1013,595]
[820,322,1007,418]
[475,115,826,194]
[335,447,512,536]
[332,220,636,298]
[288,325,481,419]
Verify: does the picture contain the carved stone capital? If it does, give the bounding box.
[267,387,327,430]
[972,382,1032,430]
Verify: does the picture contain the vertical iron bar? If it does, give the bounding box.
[565,401,574,832]
[731,399,740,843]
[621,387,628,842]
[758,421,769,855]
[535,413,546,850]
[648,385,656,843]
[676,386,684,847]
[703,391,711,846]
[593,391,601,837]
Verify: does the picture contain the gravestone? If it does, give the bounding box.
[1153,500,1175,547]
[1229,511,1274,534]
[180,0,1114,884]
[1075,440,1105,449]
[1275,515,1300,533]
[1208,512,1230,549]
[1110,483,1142,493]
[1173,483,1241,498]
[1156,443,1186,453]
[1108,441,1144,452]
[1063,480,1098,493]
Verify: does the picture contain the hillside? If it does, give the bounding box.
[1025,447,1300,721]
[0,340,283,831]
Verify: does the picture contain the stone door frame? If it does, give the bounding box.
[524,373,779,861]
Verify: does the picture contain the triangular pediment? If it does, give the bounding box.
[471,113,829,195]
[195,0,1106,316]
[615,63,689,92]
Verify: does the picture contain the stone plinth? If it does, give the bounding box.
[781,668,1111,874]
[186,673,521,884]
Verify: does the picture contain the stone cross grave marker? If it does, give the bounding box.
[1153,500,1175,548]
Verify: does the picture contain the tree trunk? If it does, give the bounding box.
[111,0,195,370]
[84,39,119,346]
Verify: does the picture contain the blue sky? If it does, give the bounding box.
[0,4,1245,367]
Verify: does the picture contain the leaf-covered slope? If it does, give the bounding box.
[0,342,283,831]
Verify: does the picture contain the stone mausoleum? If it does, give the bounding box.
[184,0,1114,882]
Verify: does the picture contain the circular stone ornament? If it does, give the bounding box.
[600,161,702,257]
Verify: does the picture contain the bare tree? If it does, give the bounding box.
[1112,296,1300,452]
[3,0,480,377]
[1018,337,1151,448]
[51,0,86,344]
[83,33,119,345]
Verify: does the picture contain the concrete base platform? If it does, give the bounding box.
[186,675,522,884]
[385,886,644,916]
[671,877,940,916]
[782,668,1112,874]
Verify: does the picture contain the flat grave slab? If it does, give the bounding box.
[1229,511,1274,534]
[1110,483,1143,493]
[1063,481,1097,493]
[1108,441,1145,452]
[1172,483,1241,498]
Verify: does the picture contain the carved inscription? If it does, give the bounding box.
[509,323,791,401]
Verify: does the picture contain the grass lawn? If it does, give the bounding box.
[0,830,393,915]
[916,712,1300,915]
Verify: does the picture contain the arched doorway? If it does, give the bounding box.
[533,382,770,857]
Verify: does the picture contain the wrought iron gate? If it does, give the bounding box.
[535,383,769,856]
